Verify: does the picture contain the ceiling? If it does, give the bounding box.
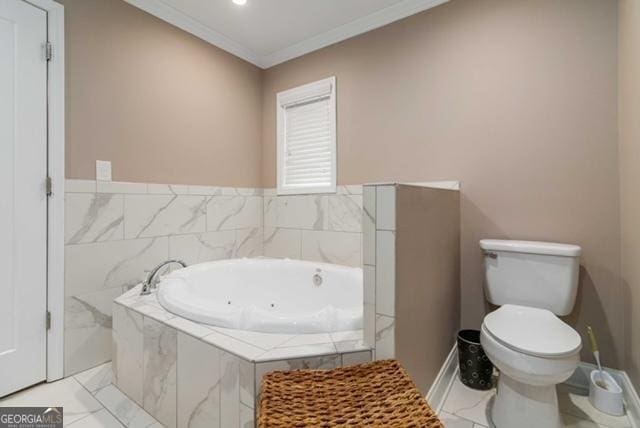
[124,0,449,68]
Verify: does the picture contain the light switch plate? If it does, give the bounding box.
[96,160,112,181]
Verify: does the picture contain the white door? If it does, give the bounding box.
[0,0,48,397]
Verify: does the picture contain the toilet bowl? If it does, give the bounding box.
[480,304,581,428]
[478,239,582,428]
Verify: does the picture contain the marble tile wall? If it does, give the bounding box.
[263,186,363,267]
[363,184,397,360]
[65,180,364,377]
[113,301,372,427]
[64,180,263,376]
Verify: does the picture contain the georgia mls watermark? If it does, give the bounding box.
[0,407,62,428]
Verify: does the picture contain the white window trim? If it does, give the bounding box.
[277,76,337,195]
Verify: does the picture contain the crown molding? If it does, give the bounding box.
[123,0,264,67]
[261,0,449,68]
[124,0,449,69]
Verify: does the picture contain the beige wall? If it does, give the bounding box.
[396,185,460,393]
[619,0,640,386]
[62,0,627,370]
[61,0,263,187]
[262,0,622,366]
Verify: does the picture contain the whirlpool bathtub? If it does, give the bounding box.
[157,258,363,334]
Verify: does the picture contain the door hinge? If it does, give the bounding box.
[46,311,52,330]
[45,42,52,61]
[46,176,53,196]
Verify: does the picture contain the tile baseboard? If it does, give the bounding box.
[566,362,640,428]
[429,347,640,428]
[426,344,458,412]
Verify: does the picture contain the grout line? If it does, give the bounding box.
[437,368,457,414]
[218,347,223,425]
[71,377,126,428]
[252,362,258,425]
[440,411,483,427]
[63,227,267,247]
[65,413,100,427]
[298,228,303,258]
[175,332,179,428]
[204,329,270,351]
[141,314,148,424]
[204,196,210,232]
[119,194,126,241]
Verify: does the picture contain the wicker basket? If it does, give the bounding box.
[258,359,444,427]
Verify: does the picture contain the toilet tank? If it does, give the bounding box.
[479,240,582,316]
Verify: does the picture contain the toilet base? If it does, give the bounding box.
[492,373,563,428]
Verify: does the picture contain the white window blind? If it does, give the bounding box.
[277,77,336,195]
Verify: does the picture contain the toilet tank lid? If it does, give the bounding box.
[479,239,581,257]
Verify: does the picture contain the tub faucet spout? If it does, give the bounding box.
[140,259,187,295]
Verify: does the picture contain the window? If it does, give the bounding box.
[277,76,336,195]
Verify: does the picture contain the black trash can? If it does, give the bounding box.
[457,330,493,390]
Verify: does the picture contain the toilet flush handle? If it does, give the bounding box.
[484,251,498,259]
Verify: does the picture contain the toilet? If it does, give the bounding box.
[479,239,583,428]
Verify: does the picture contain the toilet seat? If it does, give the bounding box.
[483,304,581,358]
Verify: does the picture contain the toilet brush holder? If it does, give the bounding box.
[588,370,624,416]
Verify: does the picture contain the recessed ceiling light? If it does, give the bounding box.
[232,0,247,5]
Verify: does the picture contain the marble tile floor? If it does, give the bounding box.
[7,361,634,428]
[438,376,635,428]
[0,363,161,428]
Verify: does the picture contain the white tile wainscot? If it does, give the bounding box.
[64,180,263,376]
[262,186,363,267]
[65,180,364,381]
[363,184,397,360]
[112,285,372,428]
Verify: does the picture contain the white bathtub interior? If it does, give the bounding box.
[158,258,363,334]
